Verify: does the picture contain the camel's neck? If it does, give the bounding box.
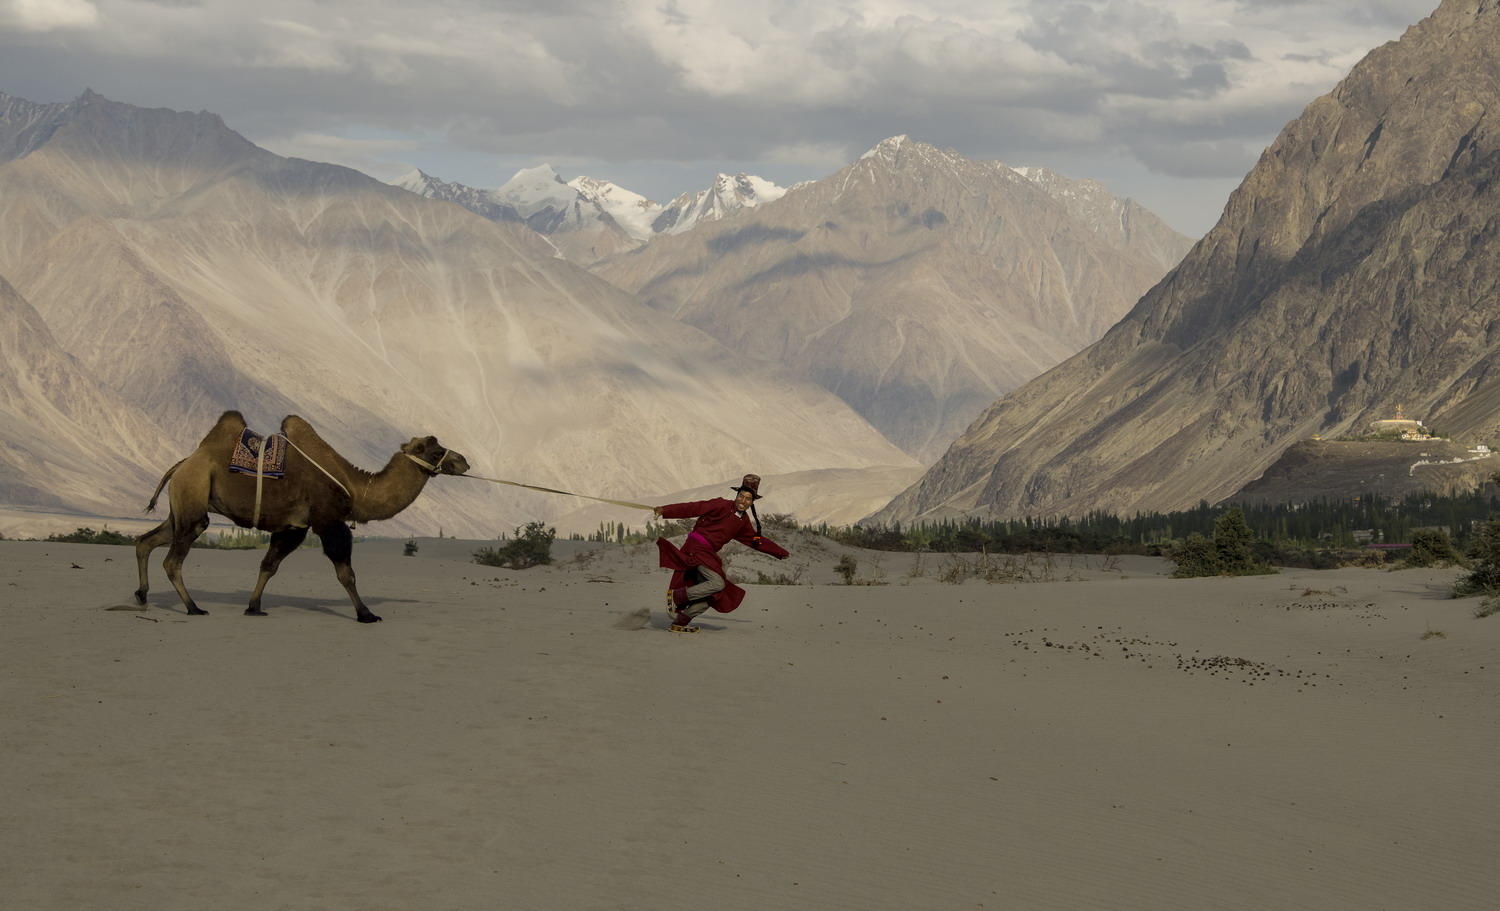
[351,454,432,523]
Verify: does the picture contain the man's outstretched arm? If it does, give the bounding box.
[736,528,789,559]
[655,499,722,520]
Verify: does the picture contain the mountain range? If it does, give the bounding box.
[392,165,787,266]
[873,0,1500,525]
[593,135,1192,461]
[0,89,915,536]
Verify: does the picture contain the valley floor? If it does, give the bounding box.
[3,538,1499,909]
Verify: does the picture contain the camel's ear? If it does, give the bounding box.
[424,435,438,447]
[400,437,418,453]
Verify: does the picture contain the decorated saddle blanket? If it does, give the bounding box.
[229,428,288,478]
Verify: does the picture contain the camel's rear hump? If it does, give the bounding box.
[279,415,362,490]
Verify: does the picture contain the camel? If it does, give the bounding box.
[134,410,470,622]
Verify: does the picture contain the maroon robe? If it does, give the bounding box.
[655,497,790,613]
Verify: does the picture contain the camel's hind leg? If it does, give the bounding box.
[316,523,380,623]
[163,515,210,615]
[246,527,308,616]
[133,520,172,604]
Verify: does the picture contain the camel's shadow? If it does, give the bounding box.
[145,588,419,620]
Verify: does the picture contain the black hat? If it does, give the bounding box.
[731,473,762,500]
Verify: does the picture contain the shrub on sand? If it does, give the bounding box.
[834,554,858,585]
[1171,509,1275,578]
[1170,533,1221,578]
[1405,529,1460,567]
[46,526,134,545]
[474,521,555,569]
[754,564,806,585]
[1454,520,1500,601]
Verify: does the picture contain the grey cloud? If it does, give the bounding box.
[658,1,690,26]
[1124,137,1261,178]
[0,0,1438,235]
[1215,39,1254,61]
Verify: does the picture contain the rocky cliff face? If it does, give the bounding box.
[0,90,914,534]
[595,136,1191,461]
[873,0,1500,524]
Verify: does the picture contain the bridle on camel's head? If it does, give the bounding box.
[403,446,452,476]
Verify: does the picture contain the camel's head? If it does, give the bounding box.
[402,436,470,476]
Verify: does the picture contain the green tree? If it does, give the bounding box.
[1406,529,1458,567]
[1213,508,1257,573]
[1456,521,1500,597]
[1170,533,1221,578]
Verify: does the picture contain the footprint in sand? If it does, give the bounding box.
[614,607,651,630]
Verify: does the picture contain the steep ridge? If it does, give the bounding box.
[0,272,179,514]
[392,168,524,224]
[595,136,1191,461]
[0,90,914,535]
[873,0,1500,524]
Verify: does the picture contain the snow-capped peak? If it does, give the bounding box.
[391,168,434,193]
[653,172,786,235]
[860,134,909,160]
[568,175,661,242]
[496,163,582,219]
[506,162,562,185]
[1013,165,1118,206]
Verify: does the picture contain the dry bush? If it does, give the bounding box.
[939,551,1062,584]
[835,554,858,584]
[907,552,927,578]
[938,554,972,584]
[754,564,806,585]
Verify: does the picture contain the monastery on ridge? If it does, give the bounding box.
[1369,406,1441,441]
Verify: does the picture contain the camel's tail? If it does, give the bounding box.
[145,459,186,513]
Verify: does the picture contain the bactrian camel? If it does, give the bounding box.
[134,410,470,622]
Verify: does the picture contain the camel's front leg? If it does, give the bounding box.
[163,515,210,615]
[246,527,309,615]
[317,523,380,623]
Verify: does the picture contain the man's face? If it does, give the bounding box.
[734,490,754,512]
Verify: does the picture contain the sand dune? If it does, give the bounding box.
[4,536,1499,909]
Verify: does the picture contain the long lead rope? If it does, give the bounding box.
[459,474,655,511]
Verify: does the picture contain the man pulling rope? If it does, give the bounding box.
[652,474,789,632]
[460,470,791,632]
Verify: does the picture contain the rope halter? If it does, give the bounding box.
[403,447,452,476]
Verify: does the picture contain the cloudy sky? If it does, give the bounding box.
[0,0,1438,234]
